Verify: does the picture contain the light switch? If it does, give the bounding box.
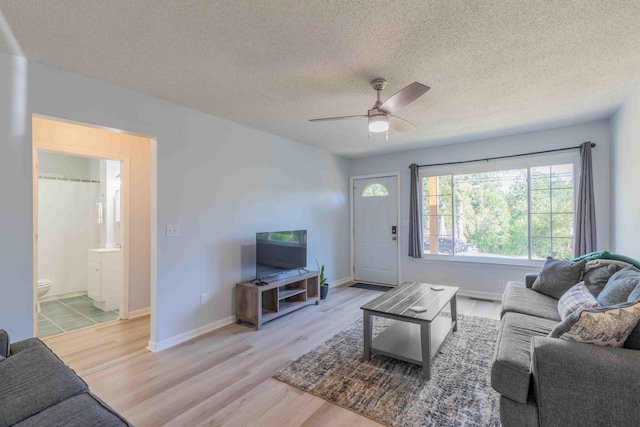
[166,224,180,238]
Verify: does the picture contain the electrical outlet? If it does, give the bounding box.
[200,293,207,305]
[497,280,506,290]
[166,224,180,238]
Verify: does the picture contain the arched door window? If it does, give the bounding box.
[362,183,389,197]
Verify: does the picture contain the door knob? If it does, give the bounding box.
[392,236,397,241]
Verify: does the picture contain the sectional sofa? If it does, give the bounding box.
[0,330,132,426]
[491,255,640,426]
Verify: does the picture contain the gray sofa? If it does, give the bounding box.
[491,273,640,427]
[0,330,132,427]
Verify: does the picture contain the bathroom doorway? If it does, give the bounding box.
[32,115,153,349]
[35,151,125,338]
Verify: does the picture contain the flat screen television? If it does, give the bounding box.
[256,230,307,280]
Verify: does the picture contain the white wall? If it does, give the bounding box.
[38,179,100,297]
[100,159,121,247]
[611,83,640,260]
[349,120,612,296]
[0,51,350,343]
[0,54,32,336]
[39,151,100,181]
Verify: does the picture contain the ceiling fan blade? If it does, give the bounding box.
[379,82,430,113]
[309,115,367,122]
[389,115,416,132]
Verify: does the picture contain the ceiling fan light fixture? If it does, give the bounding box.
[368,114,389,133]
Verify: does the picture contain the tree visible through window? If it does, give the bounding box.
[422,163,575,260]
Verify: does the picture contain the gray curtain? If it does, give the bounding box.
[409,163,423,258]
[574,142,597,256]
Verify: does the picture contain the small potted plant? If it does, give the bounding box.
[316,260,329,299]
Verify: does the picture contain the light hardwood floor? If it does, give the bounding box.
[44,284,501,426]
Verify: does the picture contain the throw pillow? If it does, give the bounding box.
[628,283,640,303]
[532,257,586,299]
[557,282,600,320]
[583,263,620,298]
[597,266,640,306]
[549,301,640,347]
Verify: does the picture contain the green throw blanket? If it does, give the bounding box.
[571,251,640,269]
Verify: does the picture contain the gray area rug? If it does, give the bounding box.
[275,313,500,427]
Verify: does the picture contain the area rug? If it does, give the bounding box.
[349,282,393,292]
[274,314,500,427]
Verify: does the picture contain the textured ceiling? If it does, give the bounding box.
[1,1,639,158]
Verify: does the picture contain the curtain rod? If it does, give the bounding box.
[412,142,595,169]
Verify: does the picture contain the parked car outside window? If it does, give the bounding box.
[423,237,467,255]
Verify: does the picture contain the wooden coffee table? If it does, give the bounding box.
[361,281,458,379]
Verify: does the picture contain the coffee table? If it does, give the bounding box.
[361,281,458,379]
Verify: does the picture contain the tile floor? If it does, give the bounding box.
[38,295,119,338]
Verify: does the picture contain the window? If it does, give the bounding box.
[422,161,575,260]
[362,183,389,197]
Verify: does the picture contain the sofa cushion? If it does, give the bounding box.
[557,281,599,320]
[624,322,640,350]
[597,266,640,306]
[549,301,640,347]
[499,394,539,427]
[532,257,586,299]
[14,393,132,427]
[583,263,621,298]
[501,281,561,321]
[491,312,558,403]
[0,345,88,426]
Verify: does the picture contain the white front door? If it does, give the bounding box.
[353,176,398,286]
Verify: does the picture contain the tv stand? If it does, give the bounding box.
[236,270,319,330]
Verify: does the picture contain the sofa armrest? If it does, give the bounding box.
[0,329,9,358]
[524,273,538,288]
[531,337,640,426]
[9,337,45,355]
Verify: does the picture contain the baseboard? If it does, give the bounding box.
[457,289,502,302]
[329,276,350,288]
[147,315,236,353]
[127,307,150,319]
[41,290,87,302]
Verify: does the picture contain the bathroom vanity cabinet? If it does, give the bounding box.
[88,248,122,312]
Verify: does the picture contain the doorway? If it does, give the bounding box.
[35,151,124,338]
[352,175,400,286]
[32,115,153,345]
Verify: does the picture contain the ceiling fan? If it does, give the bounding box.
[309,78,430,138]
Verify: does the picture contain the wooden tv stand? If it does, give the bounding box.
[235,270,319,330]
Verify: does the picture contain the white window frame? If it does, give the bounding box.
[418,151,580,266]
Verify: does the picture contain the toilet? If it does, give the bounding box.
[37,279,52,313]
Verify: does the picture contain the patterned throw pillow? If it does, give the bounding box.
[532,257,587,299]
[549,301,640,347]
[557,282,600,320]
